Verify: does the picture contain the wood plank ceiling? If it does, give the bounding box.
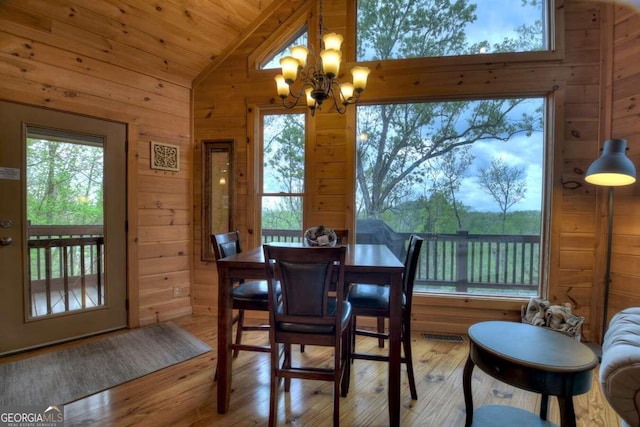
[0,0,277,87]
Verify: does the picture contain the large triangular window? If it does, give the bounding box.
[260,30,308,70]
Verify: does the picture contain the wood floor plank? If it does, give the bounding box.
[3,314,621,426]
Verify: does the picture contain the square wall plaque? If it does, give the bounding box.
[150,141,180,172]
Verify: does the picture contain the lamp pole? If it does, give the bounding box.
[601,186,614,338]
[584,138,636,356]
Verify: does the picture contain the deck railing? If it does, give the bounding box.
[28,225,104,316]
[262,228,540,296]
[26,226,539,303]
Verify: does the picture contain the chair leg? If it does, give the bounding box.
[341,326,351,397]
[333,339,341,427]
[402,322,418,400]
[233,309,245,358]
[333,375,340,427]
[284,344,292,392]
[269,344,279,427]
[377,317,385,348]
[350,316,357,363]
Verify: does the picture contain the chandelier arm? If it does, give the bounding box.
[329,80,347,114]
[344,90,362,106]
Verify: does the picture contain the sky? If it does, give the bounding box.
[442,2,544,212]
[465,0,543,51]
[456,131,544,212]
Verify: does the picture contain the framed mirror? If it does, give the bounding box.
[202,140,233,261]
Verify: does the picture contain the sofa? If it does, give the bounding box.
[600,307,640,427]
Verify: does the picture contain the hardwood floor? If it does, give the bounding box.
[3,314,620,426]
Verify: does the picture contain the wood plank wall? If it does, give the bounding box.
[2,0,638,342]
[193,0,640,342]
[604,5,640,326]
[0,1,194,326]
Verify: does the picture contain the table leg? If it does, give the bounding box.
[216,264,233,413]
[463,355,474,427]
[539,393,549,420]
[388,272,402,427]
[557,397,576,427]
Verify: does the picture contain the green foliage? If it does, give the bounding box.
[261,113,305,230]
[355,0,545,222]
[358,0,478,60]
[378,197,541,235]
[263,114,305,194]
[477,157,527,232]
[356,99,540,219]
[27,138,103,226]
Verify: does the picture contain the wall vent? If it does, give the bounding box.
[421,333,464,343]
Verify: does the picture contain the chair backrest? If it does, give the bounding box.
[212,231,242,261]
[333,228,350,245]
[402,234,424,310]
[263,245,347,331]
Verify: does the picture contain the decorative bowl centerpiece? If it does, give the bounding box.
[303,225,338,247]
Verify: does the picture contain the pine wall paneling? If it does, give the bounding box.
[3,0,638,343]
[605,3,640,325]
[0,0,194,327]
[191,0,618,340]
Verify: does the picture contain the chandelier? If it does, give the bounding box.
[274,1,370,116]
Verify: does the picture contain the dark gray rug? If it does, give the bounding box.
[0,322,211,406]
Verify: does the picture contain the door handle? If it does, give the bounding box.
[0,237,13,246]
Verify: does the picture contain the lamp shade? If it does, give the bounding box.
[585,138,636,186]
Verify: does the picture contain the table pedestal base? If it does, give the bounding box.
[471,405,557,427]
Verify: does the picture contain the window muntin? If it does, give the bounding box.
[260,112,305,239]
[357,0,549,61]
[356,98,545,297]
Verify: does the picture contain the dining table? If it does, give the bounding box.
[215,242,405,426]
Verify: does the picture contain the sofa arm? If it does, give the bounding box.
[600,307,640,427]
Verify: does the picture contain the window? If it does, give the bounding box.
[260,112,306,242]
[356,98,546,298]
[260,31,308,70]
[357,0,550,61]
[26,127,106,317]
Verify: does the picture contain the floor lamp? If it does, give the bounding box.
[585,138,636,356]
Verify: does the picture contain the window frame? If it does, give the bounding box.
[353,0,564,67]
[252,106,309,244]
[353,91,559,301]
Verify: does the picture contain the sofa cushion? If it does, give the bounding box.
[600,307,640,427]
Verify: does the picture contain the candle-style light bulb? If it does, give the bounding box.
[351,66,371,92]
[280,56,300,84]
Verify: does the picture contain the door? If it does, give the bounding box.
[0,101,127,355]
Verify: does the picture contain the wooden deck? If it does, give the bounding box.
[1,314,620,426]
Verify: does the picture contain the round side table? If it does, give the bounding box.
[463,321,598,427]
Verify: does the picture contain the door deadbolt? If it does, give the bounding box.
[0,219,12,228]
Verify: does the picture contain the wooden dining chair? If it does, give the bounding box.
[299,227,349,354]
[212,231,274,358]
[263,244,352,427]
[347,234,424,400]
[333,228,350,244]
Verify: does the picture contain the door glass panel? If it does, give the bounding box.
[26,127,105,319]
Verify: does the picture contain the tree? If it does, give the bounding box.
[27,138,103,225]
[477,157,527,233]
[262,113,305,230]
[355,0,543,220]
[424,146,474,229]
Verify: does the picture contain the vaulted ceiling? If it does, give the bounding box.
[0,0,278,87]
